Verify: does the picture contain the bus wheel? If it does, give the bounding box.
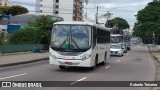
[101,53,107,65]
[90,56,98,70]
[59,65,65,69]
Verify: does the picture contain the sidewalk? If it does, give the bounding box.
[0,52,49,67]
[148,45,160,90]
[149,45,160,61]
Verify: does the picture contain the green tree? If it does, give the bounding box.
[133,1,160,44]
[28,15,58,43]
[0,5,28,16]
[105,17,130,34]
[7,5,29,16]
[0,6,10,14]
[9,15,58,44]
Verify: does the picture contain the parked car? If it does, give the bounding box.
[121,43,127,53]
[125,42,131,50]
[132,41,137,44]
[110,44,124,56]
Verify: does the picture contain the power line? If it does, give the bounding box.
[8,1,75,14]
[85,4,146,10]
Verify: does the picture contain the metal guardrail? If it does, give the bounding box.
[0,44,49,54]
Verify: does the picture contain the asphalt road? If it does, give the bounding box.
[0,44,156,90]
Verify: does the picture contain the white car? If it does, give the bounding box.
[110,44,124,56]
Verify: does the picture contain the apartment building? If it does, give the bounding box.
[36,0,84,21]
[0,0,9,6]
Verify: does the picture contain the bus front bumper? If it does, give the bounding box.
[49,56,93,67]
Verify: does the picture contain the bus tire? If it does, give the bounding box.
[101,53,107,65]
[90,56,98,70]
[59,65,65,69]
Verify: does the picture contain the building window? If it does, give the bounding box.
[41,0,43,1]
[55,11,59,14]
[4,3,7,6]
[41,4,42,7]
[2,29,5,31]
[55,5,59,8]
[56,0,59,3]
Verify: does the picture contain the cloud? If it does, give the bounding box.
[85,0,153,27]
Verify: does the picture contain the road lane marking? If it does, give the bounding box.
[105,66,110,69]
[0,73,28,80]
[70,77,87,85]
[116,60,120,62]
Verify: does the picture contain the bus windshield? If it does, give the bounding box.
[50,25,91,51]
[111,36,123,43]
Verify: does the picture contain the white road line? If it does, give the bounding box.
[105,66,110,69]
[70,77,87,85]
[0,73,28,80]
[116,60,120,62]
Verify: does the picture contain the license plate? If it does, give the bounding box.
[65,62,72,65]
[112,51,116,54]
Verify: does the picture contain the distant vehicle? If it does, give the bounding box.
[125,42,131,50]
[121,43,127,53]
[49,21,110,70]
[131,37,140,44]
[111,34,123,44]
[123,34,131,51]
[110,44,124,56]
[132,40,137,44]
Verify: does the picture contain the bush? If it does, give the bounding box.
[9,29,40,44]
[9,15,59,44]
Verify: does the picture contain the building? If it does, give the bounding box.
[0,25,7,32]
[0,13,63,26]
[36,0,84,21]
[0,0,9,6]
[36,0,55,15]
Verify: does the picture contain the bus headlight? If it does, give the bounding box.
[82,54,91,60]
[50,53,58,59]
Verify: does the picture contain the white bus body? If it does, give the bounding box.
[49,21,110,69]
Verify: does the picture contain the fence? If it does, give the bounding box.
[0,44,49,54]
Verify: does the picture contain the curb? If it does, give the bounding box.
[0,57,49,67]
[0,51,48,56]
[148,46,158,61]
[148,46,160,90]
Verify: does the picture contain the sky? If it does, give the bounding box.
[87,0,153,28]
[8,0,153,29]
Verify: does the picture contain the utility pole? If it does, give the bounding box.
[95,6,98,24]
[104,11,113,27]
[153,31,156,46]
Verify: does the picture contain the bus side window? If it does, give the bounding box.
[92,26,97,48]
[107,31,110,43]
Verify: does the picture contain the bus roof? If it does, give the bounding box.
[53,21,110,31]
[111,34,123,36]
[54,21,93,25]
